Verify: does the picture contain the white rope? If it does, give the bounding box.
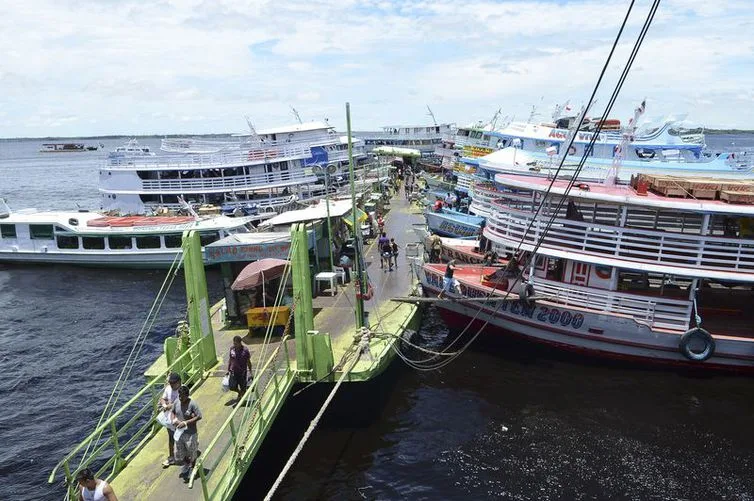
[79,250,184,466]
[263,343,364,501]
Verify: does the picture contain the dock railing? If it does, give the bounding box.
[48,341,211,499]
[188,336,295,501]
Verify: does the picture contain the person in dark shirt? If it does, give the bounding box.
[390,238,399,268]
[226,336,252,403]
[438,260,458,298]
[378,232,391,269]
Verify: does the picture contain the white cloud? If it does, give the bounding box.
[0,0,752,136]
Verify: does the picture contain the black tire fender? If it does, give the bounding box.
[679,327,715,362]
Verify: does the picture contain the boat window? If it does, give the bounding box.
[82,236,106,250]
[56,235,79,249]
[164,234,182,248]
[136,235,161,249]
[200,232,220,246]
[30,224,54,240]
[0,224,16,238]
[109,236,133,249]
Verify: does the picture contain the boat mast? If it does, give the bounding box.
[426,105,438,126]
[604,98,646,186]
[346,102,365,328]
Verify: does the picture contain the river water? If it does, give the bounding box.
[1,135,754,500]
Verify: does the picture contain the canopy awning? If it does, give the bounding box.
[342,207,368,227]
[231,258,290,291]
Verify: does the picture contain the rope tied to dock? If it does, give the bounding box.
[263,343,366,501]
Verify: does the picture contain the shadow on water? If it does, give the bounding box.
[234,306,754,501]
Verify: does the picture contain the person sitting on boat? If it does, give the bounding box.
[172,385,202,478]
[76,468,118,501]
[158,372,182,468]
[433,198,443,212]
[482,250,499,266]
[438,260,458,298]
[444,192,454,207]
[226,336,252,404]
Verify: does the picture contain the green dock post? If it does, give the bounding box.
[182,230,217,372]
[307,331,335,380]
[291,223,315,372]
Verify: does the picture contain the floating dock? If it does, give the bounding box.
[50,191,424,500]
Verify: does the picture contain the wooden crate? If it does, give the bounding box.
[720,190,754,204]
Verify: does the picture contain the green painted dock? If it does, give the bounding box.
[50,191,424,501]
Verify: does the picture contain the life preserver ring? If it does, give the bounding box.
[679,327,715,361]
[355,280,374,300]
[568,145,577,155]
[518,282,535,307]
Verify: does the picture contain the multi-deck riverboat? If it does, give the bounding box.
[422,173,754,372]
[100,121,368,215]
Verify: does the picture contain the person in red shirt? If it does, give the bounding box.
[226,336,252,404]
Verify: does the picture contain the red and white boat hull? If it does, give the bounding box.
[420,266,754,373]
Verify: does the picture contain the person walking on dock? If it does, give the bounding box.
[390,238,399,268]
[158,372,181,468]
[76,468,118,501]
[226,336,252,404]
[173,385,202,478]
[378,232,390,269]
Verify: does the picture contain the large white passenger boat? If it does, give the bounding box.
[100,121,368,215]
[361,123,455,155]
[421,173,754,372]
[0,200,258,268]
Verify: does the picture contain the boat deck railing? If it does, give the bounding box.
[530,277,693,332]
[487,202,754,276]
[107,143,312,170]
[138,170,318,194]
[48,340,209,499]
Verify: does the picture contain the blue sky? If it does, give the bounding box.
[0,0,752,137]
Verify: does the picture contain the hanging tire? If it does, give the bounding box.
[679,327,715,362]
[518,282,535,307]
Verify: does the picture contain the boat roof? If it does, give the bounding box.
[372,146,421,157]
[494,173,754,216]
[256,121,331,135]
[261,199,354,226]
[0,210,255,233]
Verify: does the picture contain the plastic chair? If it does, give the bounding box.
[332,266,346,284]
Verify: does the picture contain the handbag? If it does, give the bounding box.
[156,410,176,431]
[228,372,239,391]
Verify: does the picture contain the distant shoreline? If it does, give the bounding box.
[1,129,753,141]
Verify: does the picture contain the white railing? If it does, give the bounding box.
[486,203,754,274]
[434,146,460,157]
[108,143,312,170]
[139,169,317,193]
[531,278,692,332]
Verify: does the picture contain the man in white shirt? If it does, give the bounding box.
[158,372,181,468]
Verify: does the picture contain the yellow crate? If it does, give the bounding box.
[246,306,290,328]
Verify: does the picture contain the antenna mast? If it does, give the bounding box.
[426,105,438,126]
[290,106,303,124]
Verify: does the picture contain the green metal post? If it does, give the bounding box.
[182,230,218,371]
[346,102,365,329]
[324,171,334,270]
[291,223,314,371]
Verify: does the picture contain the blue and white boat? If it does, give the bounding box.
[424,208,483,238]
